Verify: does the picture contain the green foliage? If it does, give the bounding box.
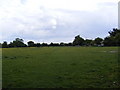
[2,41,8,48]
[1,28,120,47]
[84,39,93,46]
[41,43,48,46]
[35,43,41,47]
[104,28,120,46]
[104,37,115,46]
[94,37,103,46]
[2,47,119,88]
[73,35,84,46]
[27,41,35,47]
[0,43,1,48]
[115,33,120,45]
[109,28,120,37]
[8,38,27,47]
[60,42,65,46]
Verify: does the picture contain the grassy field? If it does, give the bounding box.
[2,47,120,88]
[0,48,2,89]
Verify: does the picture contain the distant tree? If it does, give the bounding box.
[27,41,35,47]
[2,28,120,48]
[60,42,65,46]
[49,42,59,46]
[63,43,72,46]
[94,37,103,46]
[73,35,84,46]
[49,42,54,46]
[15,38,24,43]
[115,33,120,46]
[54,43,59,46]
[103,36,115,46]
[103,28,120,46]
[35,43,41,47]
[84,39,93,46]
[108,28,120,37]
[8,42,14,47]
[68,43,73,46]
[8,38,27,47]
[41,43,48,46]
[63,43,67,46]
[0,43,2,48]
[2,41,8,48]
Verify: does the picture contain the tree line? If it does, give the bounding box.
[1,28,120,48]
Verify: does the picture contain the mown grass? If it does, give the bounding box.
[0,48,2,89]
[2,47,120,88]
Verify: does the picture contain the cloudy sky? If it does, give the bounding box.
[0,0,119,43]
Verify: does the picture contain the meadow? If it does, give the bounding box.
[2,47,120,88]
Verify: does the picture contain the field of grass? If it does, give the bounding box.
[0,48,2,89]
[2,47,120,88]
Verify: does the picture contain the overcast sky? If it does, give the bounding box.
[0,0,119,43]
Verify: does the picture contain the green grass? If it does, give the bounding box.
[2,47,120,88]
[0,48,2,89]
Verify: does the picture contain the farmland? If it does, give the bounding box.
[2,47,120,88]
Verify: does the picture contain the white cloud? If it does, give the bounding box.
[22,0,118,11]
[0,0,118,43]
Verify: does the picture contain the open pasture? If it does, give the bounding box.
[2,47,120,88]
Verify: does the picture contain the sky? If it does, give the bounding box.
[0,0,119,44]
